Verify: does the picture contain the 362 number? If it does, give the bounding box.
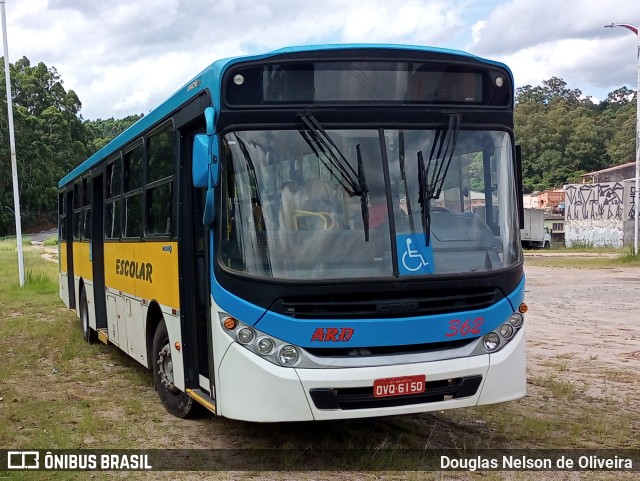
[446,317,484,338]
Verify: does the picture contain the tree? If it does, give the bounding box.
[85,115,142,152]
[0,57,145,235]
[597,89,636,166]
[0,57,92,233]
[515,76,633,193]
[516,77,585,106]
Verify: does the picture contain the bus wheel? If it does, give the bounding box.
[79,287,96,343]
[152,319,197,418]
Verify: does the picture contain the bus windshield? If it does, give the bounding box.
[221,128,520,280]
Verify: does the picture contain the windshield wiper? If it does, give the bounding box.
[398,130,415,234]
[298,112,370,241]
[417,113,462,246]
[355,144,370,241]
[417,151,432,245]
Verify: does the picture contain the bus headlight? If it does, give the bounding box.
[237,327,255,344]
[482,332,500,352]
[220,315,306,367]
[473,309,525,355]
[278,345,300,366]
[256,337,275,355]
[499,324,514,339]
[509,312,524,328]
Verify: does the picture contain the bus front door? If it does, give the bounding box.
[178,120,216,412]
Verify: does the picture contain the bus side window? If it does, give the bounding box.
[123,145,144,239]
[146,183,172,236]
[105,158,122,239]
[145,125,174,237]
[124,195,143,238]
[124,145,144,192]
[73,181,82,240]
[82,176,91,240]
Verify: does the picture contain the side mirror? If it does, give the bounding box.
[192,134,219,188]
[192,107,219,227]
[192,135,210,187]
[192,107,219,188]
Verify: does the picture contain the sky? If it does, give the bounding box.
[3,0,640,120]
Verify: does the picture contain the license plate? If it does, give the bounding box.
[373,374,426,398]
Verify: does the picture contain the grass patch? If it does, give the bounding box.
[0,237,20,251]
[529,373,578,399]
[564,240,599,250]
[43,235,59,246]
[616,250,640,264]
[15,268,59,294]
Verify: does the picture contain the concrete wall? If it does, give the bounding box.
[623,179,638,248]
[523,194,539,208]
[564,182,625,247]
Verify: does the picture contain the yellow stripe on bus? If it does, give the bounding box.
[104,241,179,309]
[72,242,92,281]
[59,243,67,273]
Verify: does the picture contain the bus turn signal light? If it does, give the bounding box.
[519,303,528,314]
[223,317,238,331]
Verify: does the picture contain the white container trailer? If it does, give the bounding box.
[521,208,551,248]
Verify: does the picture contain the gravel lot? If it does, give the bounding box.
[524,264,640,390]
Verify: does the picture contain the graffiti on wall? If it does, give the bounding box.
[565,183,624,221]
[564,182,625,248]
[564,222,624,248]
[629,186,636,222]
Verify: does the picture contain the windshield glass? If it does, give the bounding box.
[220,129,520,280]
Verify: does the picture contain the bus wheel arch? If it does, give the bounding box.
[145,302,163,370]
[78,280,96,343]
[150,312,198,418]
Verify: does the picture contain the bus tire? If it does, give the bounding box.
[79,287,96,343]
[152,318,197,418]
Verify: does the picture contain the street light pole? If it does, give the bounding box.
[0,0,25,285]
[605,23,640,256]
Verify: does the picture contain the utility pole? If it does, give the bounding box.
[1,0,25,286]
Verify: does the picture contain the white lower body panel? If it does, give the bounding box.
[216,327,526,422]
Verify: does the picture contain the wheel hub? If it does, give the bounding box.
[157,344,178,393]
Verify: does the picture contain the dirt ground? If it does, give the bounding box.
[523,263,640,401]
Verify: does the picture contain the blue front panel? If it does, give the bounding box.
[212,271,526,349]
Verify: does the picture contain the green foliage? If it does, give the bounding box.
[0,57,142,236]
[0,57,90,233]
[43,235,59,246]
[85,114,142,152]
[515,77,636,193]
[17,268,58,294]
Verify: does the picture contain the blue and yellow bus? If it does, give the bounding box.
[59,44,527,421]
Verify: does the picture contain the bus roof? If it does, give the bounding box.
[59,44,511,188]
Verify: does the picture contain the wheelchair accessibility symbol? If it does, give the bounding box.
[397,234,434,275]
